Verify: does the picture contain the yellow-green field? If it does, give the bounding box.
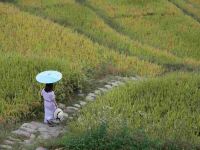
[67,73,200,146]
[13,0,200,70]
[86,0,200,60]
[0,2,162,123]
[170,0,200,22]
[0,0,200,148]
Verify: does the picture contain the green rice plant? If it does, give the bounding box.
[0,3,162,122]
[188,0,200,5]
[12,0,200,71]
[0,2,162,77]
[170,0,200,22]
[69,73,200,145]
[0,52,81,123]
[46,122,198,149]
[86,0,200,61]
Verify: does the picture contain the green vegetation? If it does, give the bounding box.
[0,0,200,148]
[46,123,197,150]
[12,0,200,71]
[170,0,200,22]
[86,0,200,60]
[65,73,200,146]
[0,3,161,123]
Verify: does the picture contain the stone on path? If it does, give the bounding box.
[130,77,137,80]
[105,85,112,89]
[8,136,21,142]
[36,147,47,150]
[122,77,129,81]
[63,113,69,118]
[69,116,73,120]
[12,129,31,138]
[4,140,14,145]
[58,103,66,109]
[38,127,48,132]
[55,148,64,150]
[30,134,36,140]
[20,126,37,133]
[79,101,87,106]
[74,104,81,108]
[111,82,119,87]
[23,139,33,145]
[21,123,38,130]
[0,144,12,149]
[64,106,78,114]
[85,95,95,102]
[115,81,124,85]
[94,90,101,95]
[98,88,108,93]
[115,76,123,80]
[78,93,84,97]
[88,93,96,97]
[37,133,51,140]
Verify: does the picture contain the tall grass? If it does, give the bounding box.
[69,73,200,145]
[0,2,161,77]
[46,123,198,150]
[170,0,200,22]
[12,0,200,71]
[0,3,162,122]
[0,52,82,123]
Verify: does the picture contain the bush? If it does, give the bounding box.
[48,123,198,150]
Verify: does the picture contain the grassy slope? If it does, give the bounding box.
[86,0,200,60]
[0,3,162,122]
[13,0,200,72]
[68,73,200,145]
[169,0,200,22]
[0,0,200,148]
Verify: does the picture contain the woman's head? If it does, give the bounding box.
[44,83,54,92]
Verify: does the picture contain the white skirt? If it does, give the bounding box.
[44,101,56,123]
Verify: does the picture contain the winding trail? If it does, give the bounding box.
[0,76,142,150]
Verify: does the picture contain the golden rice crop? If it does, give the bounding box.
[170,0,200,20]
[0,3,162,122]
[87,0,200,61]
[13,0,200,71]
[70,73,200,145]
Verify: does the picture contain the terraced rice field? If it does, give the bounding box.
[86,0,200,60]
[0,0,200,148]
[0,2,162,123]
[13,0,200,70]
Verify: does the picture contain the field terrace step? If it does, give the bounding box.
[1,76,140,149]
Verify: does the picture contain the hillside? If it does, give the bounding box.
[13,0,200,70]
[0,2,161,123]
[0,0,200,149]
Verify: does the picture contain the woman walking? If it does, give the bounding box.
[36,70,62,127]
[41,83,58,127]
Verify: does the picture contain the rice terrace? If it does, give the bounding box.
[0,0,200,149]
